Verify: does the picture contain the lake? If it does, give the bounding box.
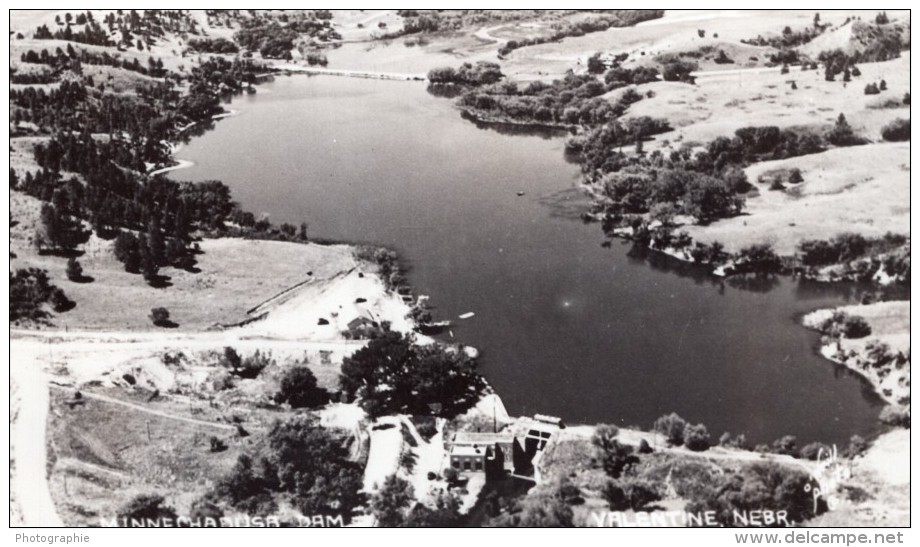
[172,74,891,446]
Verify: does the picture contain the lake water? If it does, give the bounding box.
[172,74,892,446]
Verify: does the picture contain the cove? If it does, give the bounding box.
[171,74,892,446]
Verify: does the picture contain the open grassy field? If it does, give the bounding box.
[684,143,910,255]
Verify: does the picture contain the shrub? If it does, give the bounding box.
[878,406,910,428]
[881,118,910,141]
[772,435,798,456]
[735,243,783,275]
[864,83,880,95]
[604,478,661,510]
[117,494,178,527]
[65,257,83,281]
[653,413,687,446]
[275,366,328,408]
[826,113,864,146]
[788,168,804,183]
[842,315,871,339]
[683,423,711,451]
[10,268,72,321]
[661,59,698,83]
[186,499,224,527]
[149,307,172,327]
[845,435,868,458]
[209,436,228,453]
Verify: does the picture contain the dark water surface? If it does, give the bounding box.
[172,75,890,446]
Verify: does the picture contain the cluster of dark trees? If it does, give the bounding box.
[10,268,74,322]
[497,11,664,56]
[34,19,111,47]
[370,477,463,527]
[797,232,909,282]
[601,169,744,225]
[339,331,486,419]
[603,65,660,88]
[233,14,339,59]
[686,462,823,526]
[34,10,198,49]
[799,233,889,267]
[457,70,651,127]
[187,38,240,54]
[20,46,167,79]
[10,67,56,85]
[11,80,171,139]
[741,21,828,50]
[206,416,364,524]
[427,62,504,87]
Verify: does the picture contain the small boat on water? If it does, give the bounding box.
[458,312,475,319]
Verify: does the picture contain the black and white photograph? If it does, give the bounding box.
[6,5,913,537]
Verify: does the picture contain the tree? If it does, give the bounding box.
[604,478,661,510]
[788,168,804,184]
[185,499,224,527]
[275,366,328,408]
[653,412,687,445]
[487,488,574,527]
[340,331,486,418]
[114,231,142,272]
[864,82,880,95]
[684,423,711,451]
[149,307,172,327]
[402,492,462,527]
[66,257,83,281]
[117,494,178,527]
[842,315,871,339]
[148,216,165,266]
[36,203,87,253]
[881,118,909,142]
[370,474,415,527]
[736,243,783,274]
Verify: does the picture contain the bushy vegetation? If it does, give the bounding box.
[219,347,273,379]
[652,413,687,446]
[881,118,910,141]
[187,37,240,54]
[116,494,178,527]
[797,232,909,281]
[340,331,486,418]
[274,365,329,408]
[592,424,639,478]
[427,62,503,87]
[818,311,872,339]
[369,474,415,527]
[10,268,74,322]
[685,462,824,526]
[497,10,664,56]
[233,13,339,59]
[208,415,363,523]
